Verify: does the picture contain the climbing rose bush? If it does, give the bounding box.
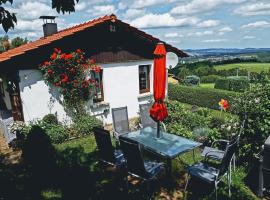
[40,48,101,116]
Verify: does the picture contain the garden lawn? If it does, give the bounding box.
[52,134,258,200]
[214,62,270,73]
[200,83,215,89]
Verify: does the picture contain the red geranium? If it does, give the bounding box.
[40,48,97,105]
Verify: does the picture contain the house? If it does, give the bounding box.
[0,14,187,135]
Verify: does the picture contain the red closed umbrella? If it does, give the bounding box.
[150,43,168,137]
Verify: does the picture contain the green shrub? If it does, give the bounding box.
[45,124,68,144]
[165,101,212,139]
[200,75,221,83]
[228,76,250,92]
[214,77,230,90]
[232,81,270,163]
[215,76,250,92]
[72,115,103,137]
[168,83,237,110]
[166,123,193,139]
[42,114,58,125]
[183,75,200,86]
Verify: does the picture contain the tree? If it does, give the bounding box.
[0,36,28,53]
[0,35,9,52]
[0,0,79,33]
[11,37,28,48]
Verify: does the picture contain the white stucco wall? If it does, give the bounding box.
[97,60,154,124]
[19,70,68,123]
[19,60,156,124]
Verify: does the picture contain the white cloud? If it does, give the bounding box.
[118,0,177,10]
[197,20,220,28]
[188,30,213,36]
[164,32,183,38]
[202,39,228,43]
[75,2,87,11]
[243,35,256,39]
[234,2,270,16]
[218,26,233,35]
[130,13,199,29]
[241,21,270,29]
[14,1,56,20]
[122,9,146,19]
[16,19,43,31]
[171,0,245,15]
[188,31,214,37]
[87,5,117,17]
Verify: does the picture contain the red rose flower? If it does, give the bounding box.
[55,82,60,87]
[44,61,50,66]
[60,53,66,59]
[50,53,57,60]
[94,66,101,73]
[48,69,53,75]
[54,48,61,54]
[89,58,95,64]
[76,49,82,53]
[64,54,73,60]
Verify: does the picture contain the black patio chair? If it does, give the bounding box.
[185,139,238,200]
[139,103,166,131]
[201,119,245,171]
[93,127,125,167]
[119,136,165,198]
[111,106,129,140]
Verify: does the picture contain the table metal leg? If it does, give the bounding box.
[166,158,172,178]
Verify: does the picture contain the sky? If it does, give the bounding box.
[1,0,270,49]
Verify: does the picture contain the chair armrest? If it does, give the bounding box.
[161,122,167,132]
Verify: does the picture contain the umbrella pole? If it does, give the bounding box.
[157,121,160,138]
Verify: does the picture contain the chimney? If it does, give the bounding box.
[39,16,58,37]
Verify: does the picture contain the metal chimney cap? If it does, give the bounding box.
[39,16,58,20]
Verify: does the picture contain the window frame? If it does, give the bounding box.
[138,65,151,94]
[91,69,104,103]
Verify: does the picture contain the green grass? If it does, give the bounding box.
[53,135,258,200]
[214,62,270,73]
[55,134,97,154]
[200,83,215,89]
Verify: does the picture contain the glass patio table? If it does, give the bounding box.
[121,127,202,176]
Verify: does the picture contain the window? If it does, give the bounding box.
[91,69,104,103]
[139,65,150,94]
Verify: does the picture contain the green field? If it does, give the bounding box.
[200,83,215,89]
[214,62,270,72]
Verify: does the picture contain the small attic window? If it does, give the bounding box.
[109,24,116,32]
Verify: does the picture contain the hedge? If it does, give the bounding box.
[214,77,230,90]
[201,75,221,83]
[215,76,250,92]
[168,83,237,110]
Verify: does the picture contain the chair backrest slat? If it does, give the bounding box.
[219,140,238,177]
[112,107,129,135]
[119,137,147,178]
[139,103,157,129]
[93,127,115,164]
